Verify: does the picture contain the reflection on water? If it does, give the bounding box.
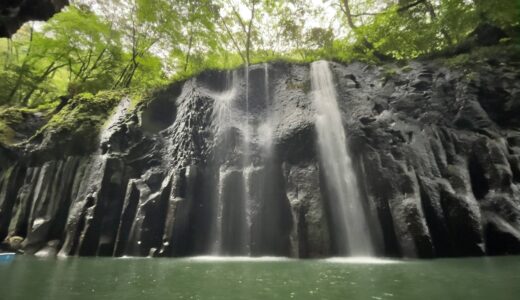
[184,256,294,262]
[323,257,400,264]
[1,256,520,300]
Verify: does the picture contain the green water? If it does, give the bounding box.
[1,256,519,300]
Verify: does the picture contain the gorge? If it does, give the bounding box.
[1,47,520,259]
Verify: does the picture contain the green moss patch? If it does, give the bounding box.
[31,90,133,154]
[0,107,47,146]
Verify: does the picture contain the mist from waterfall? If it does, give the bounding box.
[258,63,274,155]
[207,65,279,256]
[242,66,253,256]
[310,61,375,256]
[208,68,254,255]
[209,70,240,254]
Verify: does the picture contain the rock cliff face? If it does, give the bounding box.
[0,0,68,37]
[1,47,519,258]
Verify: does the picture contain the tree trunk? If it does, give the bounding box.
[423,0,452,45]
[7,26,34,103]
[221,17,247,64]
[21,61,66,106]
[342,0,358,29]
[80,48,108,83]
[184,33,194,72]
[341,0,391,61]
[245,0,257,65]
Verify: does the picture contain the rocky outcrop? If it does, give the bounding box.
[0,0,68,37]
[1,45,519,258]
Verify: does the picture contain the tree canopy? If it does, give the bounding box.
[0,0,518,107]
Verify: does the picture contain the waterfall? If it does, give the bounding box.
[208,64,281,256]
[258,63,274,154]
[209,70,238,254]
[242,66,252,255]
[208,69,252,255]
[310,61,375,256]
[212,71,238,134]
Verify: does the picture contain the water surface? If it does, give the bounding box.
[1,256,519,300]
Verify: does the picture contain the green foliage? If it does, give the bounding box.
[474,0,520,28]
[343,0,520,60]
[0,123,15,145]
[45,7,127,95]
[0,5,165,108]
[0,0,519,111]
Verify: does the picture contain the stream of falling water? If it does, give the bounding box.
[209,68,254,255]
[242,65,252,255]
[258,63,274,155]
[210,70,238,254]
[310,61,375,256]
[208,65,277,256]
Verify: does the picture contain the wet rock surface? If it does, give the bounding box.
[0,0,68,37]
[1,49,520,258]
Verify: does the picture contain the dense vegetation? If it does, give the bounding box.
[0,0,518,108]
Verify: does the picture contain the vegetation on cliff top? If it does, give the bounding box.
[0,0,518,111]
[27,90,140,152]
[1,41,517,149]
[0,0,518,148]
[0,89,145,148]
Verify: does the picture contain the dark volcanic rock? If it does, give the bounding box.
[1,47,520,259]
[0,0,68,37]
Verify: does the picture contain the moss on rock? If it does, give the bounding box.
[30,90,130,156]
[0,121,16,146]
[441,43,520,69]
[0,107,49,146]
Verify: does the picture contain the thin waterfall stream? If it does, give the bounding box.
[242,66,252,255]
[310,61,375,256]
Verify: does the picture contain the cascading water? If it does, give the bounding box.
[310,61,375,256]
[207,68,253,255]
[257,63,274,154]
[242,65,253,255]
[206,64,281,256]
[208,70,239,254]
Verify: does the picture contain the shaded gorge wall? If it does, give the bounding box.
[1,55,520,258]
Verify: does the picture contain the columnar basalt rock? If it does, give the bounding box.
[1,48,519,258]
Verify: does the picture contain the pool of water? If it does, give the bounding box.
[1,256,519,300]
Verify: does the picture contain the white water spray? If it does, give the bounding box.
[310,61,374,256]
[242,66,252,255]
[208,71,239,254]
